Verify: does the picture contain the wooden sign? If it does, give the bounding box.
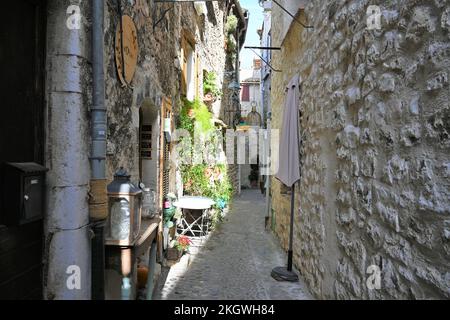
[115,15,139,86]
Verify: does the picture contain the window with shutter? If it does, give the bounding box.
[181,35,196,101]
[241,84,250,101]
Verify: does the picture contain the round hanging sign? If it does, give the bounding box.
[115,15,139,86]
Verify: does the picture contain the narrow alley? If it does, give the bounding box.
[1,0,449,305]
[155,190,312,300]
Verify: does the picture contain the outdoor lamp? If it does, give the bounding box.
[105,167,142,246]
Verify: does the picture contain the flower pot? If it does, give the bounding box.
[137,266,149,289]
[167,247,182,261]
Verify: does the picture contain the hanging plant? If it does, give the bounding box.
[226,34,237,54]
[180,98,214,133]
[179,99,195,134]
[225,14,238,35]
[182,98,214,134]
[203,71,222,99]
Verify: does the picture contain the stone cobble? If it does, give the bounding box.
[155,190,313,300]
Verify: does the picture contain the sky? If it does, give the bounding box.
[239,0,265,70]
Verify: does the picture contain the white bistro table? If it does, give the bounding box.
[172,196,215,238]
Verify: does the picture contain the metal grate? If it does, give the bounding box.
[140,124,152,159]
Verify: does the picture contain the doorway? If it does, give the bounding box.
[0,0,46,299]
[139,100,161,205]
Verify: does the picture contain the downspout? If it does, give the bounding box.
[265,80,272,228]
[92,1,106,180]
[233,4,247,194]
[90,0,107,300]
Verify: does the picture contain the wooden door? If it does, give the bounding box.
[0,0,46,299]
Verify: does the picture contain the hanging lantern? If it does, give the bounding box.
[105,167,142,246]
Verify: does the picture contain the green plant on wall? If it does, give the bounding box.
[180,98,214,134]
[176,98,233,229]
[226,34,237,54]
[203,71,222,98]
[225,14,238,57]
[225,14,238,35]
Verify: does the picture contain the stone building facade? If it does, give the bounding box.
[0,0,246,300]
[104,0,230,191]
[269,0,450,299]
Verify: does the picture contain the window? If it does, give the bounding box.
[181,36,196,101]
[0,0,46,300]
[241,84,250,102]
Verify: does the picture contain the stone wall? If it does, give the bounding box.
[270,0,450,299]
[103,1,231,196]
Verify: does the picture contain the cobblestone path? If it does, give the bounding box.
[155,190,313,300]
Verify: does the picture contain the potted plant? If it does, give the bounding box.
[203,71,222,104]
[166,246,182,261]
[167,235,192,260]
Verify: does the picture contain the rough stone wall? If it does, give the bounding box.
[271,1,450,299]
[104,0,177,183]
[103,1,230,194]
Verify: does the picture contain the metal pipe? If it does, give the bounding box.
[287,183,295,271]
[91,221,106,300]
[91,0,106,300]
[264,89,272,226]
[244,46,281,50]
[146,242,158,300]
[91,0,106,179]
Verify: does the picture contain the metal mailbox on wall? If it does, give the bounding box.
[1,162,48,226]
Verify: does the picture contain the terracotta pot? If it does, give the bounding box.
[203,92,217,104]
[137,266,149,289]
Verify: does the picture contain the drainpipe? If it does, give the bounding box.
[145,242,158,300]
[90,0,107,300]
[45,0,92,299]
[265,83,272,228]
[92,0,106,180]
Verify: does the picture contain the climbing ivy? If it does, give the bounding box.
[176,98,233,228]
